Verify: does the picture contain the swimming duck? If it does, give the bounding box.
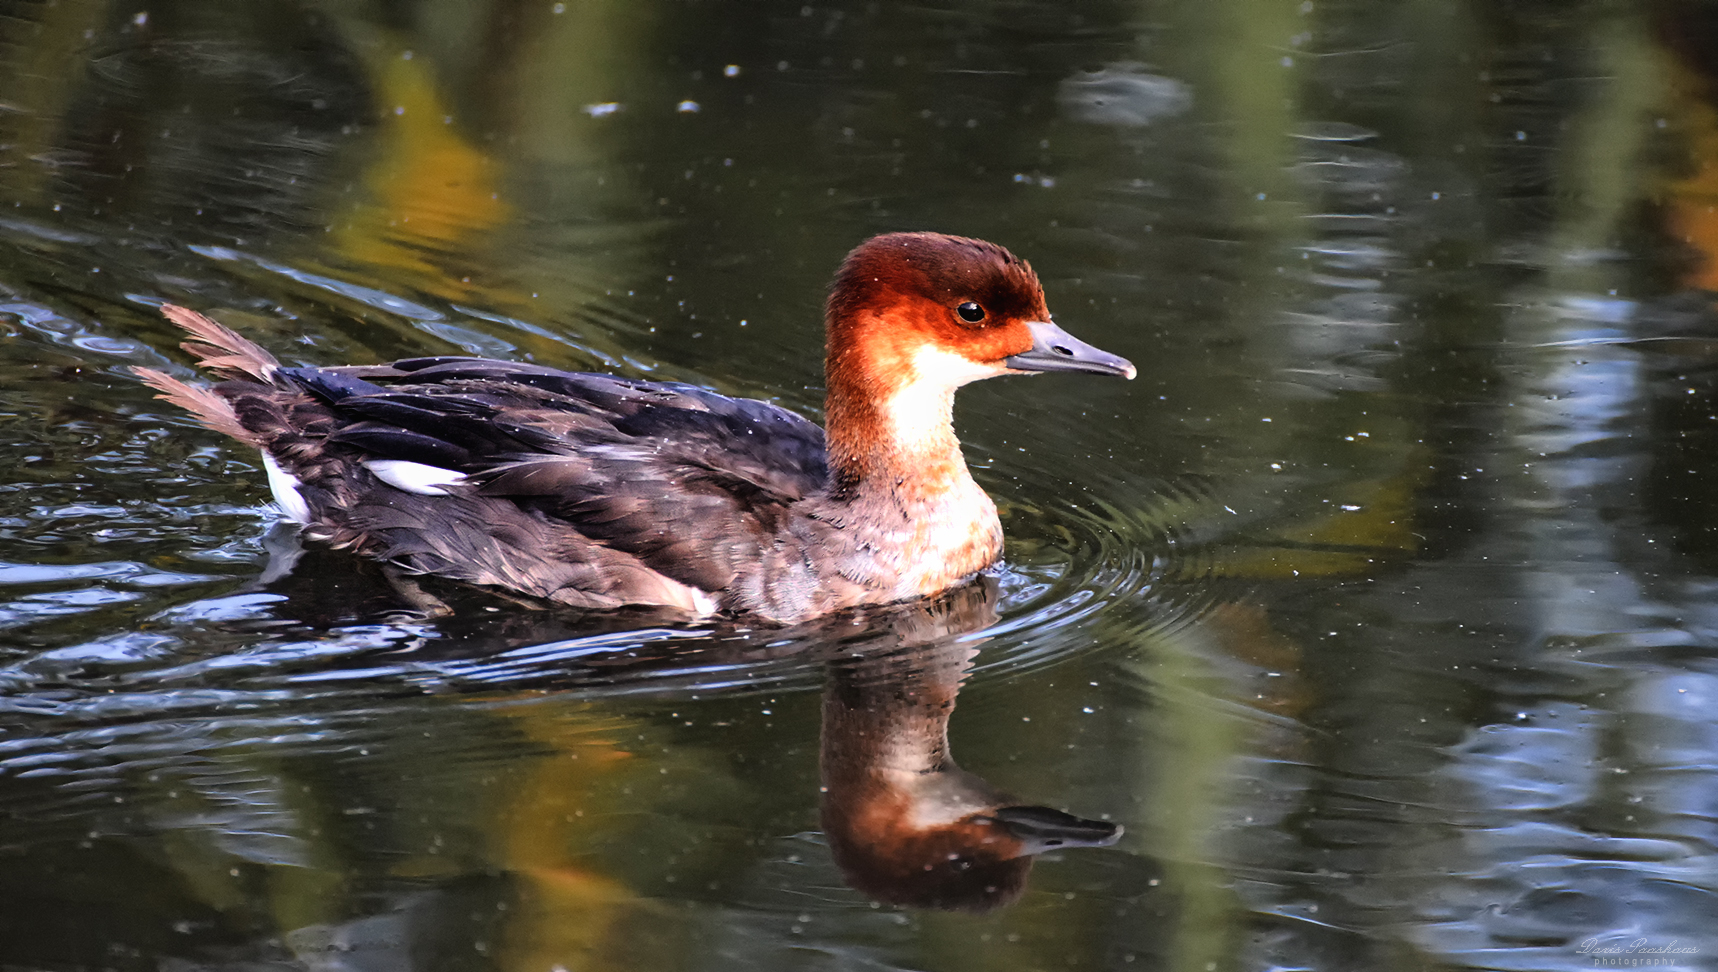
[136,232,1134,623]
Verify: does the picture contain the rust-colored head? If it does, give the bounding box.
[821,233,1134,476]
[826,233,1050,396]
[827,232,1134,382]
[831,231,1046,349]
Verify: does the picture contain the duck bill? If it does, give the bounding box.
[1005,320,1136,379]
[990,805,1124,855]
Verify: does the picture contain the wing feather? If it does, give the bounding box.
[146,303,834,612]
[284,357,828,601]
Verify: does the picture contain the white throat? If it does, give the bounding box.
[879,345,1005,454]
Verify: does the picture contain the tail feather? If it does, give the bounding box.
[160,303,281,382]
[133,366,258,444]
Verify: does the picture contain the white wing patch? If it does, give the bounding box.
[365,459,467,496]
[689,587,720,617]
[261,453,312,524]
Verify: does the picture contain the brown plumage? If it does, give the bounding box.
[134,233,1134,622]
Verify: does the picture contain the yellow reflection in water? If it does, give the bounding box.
[1226,465,1425,580]
[491,705,645,972]
[331,44,510,301]
[1665,61,1718,293]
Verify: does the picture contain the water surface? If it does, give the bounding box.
[5,1,1718,970]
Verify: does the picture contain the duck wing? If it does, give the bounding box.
[137,307,833,615]
[289,358,831,605]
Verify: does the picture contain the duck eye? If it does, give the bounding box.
[956,301,985,324]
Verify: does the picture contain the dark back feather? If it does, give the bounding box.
[277,358,829,599]
[146,305,867,619]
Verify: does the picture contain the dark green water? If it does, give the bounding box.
[6,0,1718,969]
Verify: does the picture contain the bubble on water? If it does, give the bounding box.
[1058,63,1191,127]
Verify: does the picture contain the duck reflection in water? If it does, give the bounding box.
[819,579,1123,911]
[197,545,1122,915]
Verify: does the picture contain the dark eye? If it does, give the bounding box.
[956,301,985,323]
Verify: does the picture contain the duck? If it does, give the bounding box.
[135,232,1134,623]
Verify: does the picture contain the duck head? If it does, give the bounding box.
[822,233,1134,470]
[826,232,1136,386]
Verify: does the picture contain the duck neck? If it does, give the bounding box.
[823,362,972,504]
[818,327,1005,596]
